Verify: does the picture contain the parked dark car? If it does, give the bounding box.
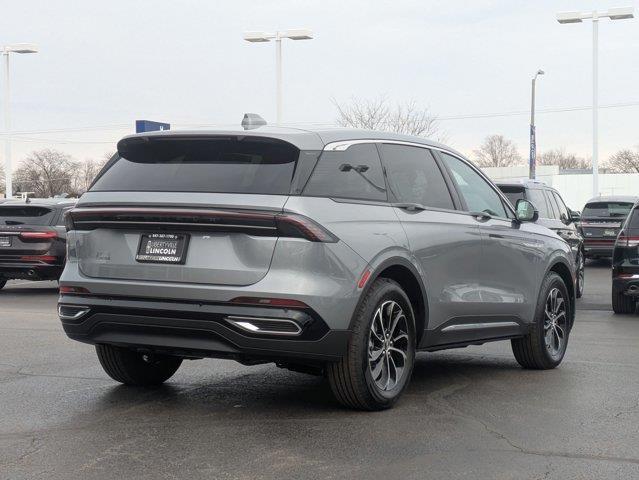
[612,200,639,314]
[0,198,76,289]
[497,180,585,298]
[59,126,576,410]
[579,196,639,259]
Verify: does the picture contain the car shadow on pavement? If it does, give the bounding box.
[86,352,523,415]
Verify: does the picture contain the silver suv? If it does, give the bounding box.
[59,126,576,410]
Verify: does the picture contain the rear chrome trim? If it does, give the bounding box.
[441,321,519,333]
[225,315,302,336]
[58,305,91,321]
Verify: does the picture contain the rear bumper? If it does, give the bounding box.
[583,240,615,257]
[0,262,63,280]
[613,275,639,297]
[58,294,350,362]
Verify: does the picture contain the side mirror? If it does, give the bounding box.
[516,199,539,223]
[569,210,581,222]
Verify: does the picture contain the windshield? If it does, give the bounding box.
[498,186,525,208]
[0,206,54,226]
[582,202,634,218]
[91,137,299,195]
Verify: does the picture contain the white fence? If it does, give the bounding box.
[482,165,639,211]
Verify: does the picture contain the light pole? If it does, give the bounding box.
[2,43,38,199]
[243,29,313,124]
[557,7,634,197]
[529,69,544,180]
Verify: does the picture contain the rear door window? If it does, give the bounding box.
[303,144,387,201]
[91,137,299,195]
[552,192,570,222]
[0,206,55,226]
[379,144,453,209]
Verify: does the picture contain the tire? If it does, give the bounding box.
[612,288,636,314]
[512,272,571,369]
[95,344,182,386]
[0,280,6,290]
[327,278,416,410]
[575,250,585,299]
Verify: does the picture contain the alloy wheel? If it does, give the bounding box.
[544,288,568,358]
[368,300,409,391]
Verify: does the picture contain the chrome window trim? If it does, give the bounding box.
[322,139,518,219]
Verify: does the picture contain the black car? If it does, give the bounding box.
[579,196,639,260]
[612,201,639,314]
[497,181,584,298]
[0,198,75,289]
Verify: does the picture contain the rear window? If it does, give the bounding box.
[91,137,300,195]
[498,186,525,209]
[582,202,634,218]
[0,206,54,226]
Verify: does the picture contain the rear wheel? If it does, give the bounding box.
[96,344,182,385]
[612,288,636,314]
[327,278,416,410]
[575,250,585,299]
[512,272,570,369]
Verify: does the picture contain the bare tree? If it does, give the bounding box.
[538,148,590,170]
[13,149,79,198]
[473,135,522,168]
[606,148,639,173]
[334,96,445,141]
[72,160,102,194]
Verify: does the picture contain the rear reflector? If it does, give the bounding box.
[19,231,57,240]
[230,297,309,308]
[59,285,91,294]
[20,255,57,263]
[358,269,371,289]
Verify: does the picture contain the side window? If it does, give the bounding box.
[544,191,559,219]
[552,192,570,221]
[526,188,551,219]
[303,144,387,201]
[439,153,508,218]
[379,144,454,210]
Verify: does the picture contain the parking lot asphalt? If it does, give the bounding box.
[1,260,638,479]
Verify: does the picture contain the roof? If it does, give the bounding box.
[495,180,551,190]
[584,195,639,204]
[116,125,459,156]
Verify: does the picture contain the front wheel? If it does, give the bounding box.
[327,278,416,410]
[96,344,182,385]
[512,272,571,369]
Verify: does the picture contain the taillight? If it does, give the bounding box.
[20,255,57,263]
[276,213,338,243]
[64,210,75,232]
[230,297,309,308]
[19,231,57,241]
[616,231,639,247]
[59,285,91,294]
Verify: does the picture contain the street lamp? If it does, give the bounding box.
[529,69,544,180]
[2,43,38,199]
[556,7,634,197]
[243,29,313,124]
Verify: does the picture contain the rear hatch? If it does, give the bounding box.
[71,135,308,286]
[580,201,634,244]
[0,205,59,263]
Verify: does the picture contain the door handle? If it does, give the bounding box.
[470,211,492,222]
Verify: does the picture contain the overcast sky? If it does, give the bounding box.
[2,0,638,164]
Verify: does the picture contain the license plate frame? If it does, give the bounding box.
[0,236,11,247]
[135,233,189,264]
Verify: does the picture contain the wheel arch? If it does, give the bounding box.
[349,256,429,345]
